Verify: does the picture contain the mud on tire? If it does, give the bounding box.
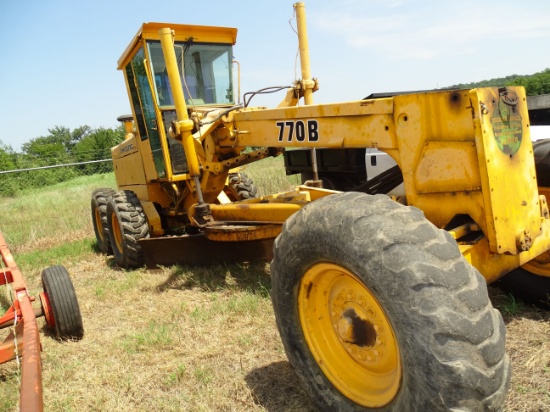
[106,190,149,268]
[270,192,511,411]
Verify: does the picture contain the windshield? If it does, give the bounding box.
[148,41,234,106]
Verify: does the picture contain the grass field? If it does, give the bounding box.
[0,159,549,411]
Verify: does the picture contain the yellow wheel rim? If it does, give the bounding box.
[298,263,401,407]
[111,211,123,253]
[521,251,550,277]
[93,207,105,243]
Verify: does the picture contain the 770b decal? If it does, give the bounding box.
[276,120,319,142]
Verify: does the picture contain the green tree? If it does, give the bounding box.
[21,125,93,165]
[449,68,550,96]
[73,126,125,173]
[508,69,550,96]
[0,141,16,171]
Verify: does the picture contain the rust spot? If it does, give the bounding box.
[306,282,314,299]
[342,308,376,347]
[449,91,462,109]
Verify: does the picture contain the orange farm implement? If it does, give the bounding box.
[0,231,83,411]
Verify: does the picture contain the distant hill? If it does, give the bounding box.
[450,68,550,96]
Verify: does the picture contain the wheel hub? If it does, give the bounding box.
[298,263,401,407]
[333,290,385,365]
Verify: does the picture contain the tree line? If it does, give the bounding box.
[0,125,125,197]
[450,68,550,95]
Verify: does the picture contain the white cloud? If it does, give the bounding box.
[311,2,550,62]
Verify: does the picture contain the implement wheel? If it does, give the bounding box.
[91,188,115,254]
[271,192,510,411]
[106,190,149,268]
[41,265,84,340]
[224,172,258,201]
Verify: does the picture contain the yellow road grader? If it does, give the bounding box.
[91,2,550,410]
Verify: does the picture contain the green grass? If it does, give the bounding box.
[120,321,174,354]
[497,292,525,317]
[0,173,116,254]
[15,238,97,272]
[245,156,301,196]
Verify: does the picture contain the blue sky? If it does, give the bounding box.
[1,0,549,151]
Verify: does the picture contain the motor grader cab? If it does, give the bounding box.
[91,3,550,410]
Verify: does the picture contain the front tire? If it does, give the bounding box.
[271,192,510,411]
[106,190,149,268]
[91,188,115,254]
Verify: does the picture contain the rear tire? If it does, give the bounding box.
[106,190,149,268]
[224,172,258,201]
[497,268,550,309]
[271,192,510,411]
[91,188,115,254]
[41,265,84,340]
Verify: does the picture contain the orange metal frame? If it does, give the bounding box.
[0,231,43,412]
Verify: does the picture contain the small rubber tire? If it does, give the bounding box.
[271,192,510,411]
[106,190,149,268]
[91,188,116,254]
[224,172,258,201]
[41,265,84,340]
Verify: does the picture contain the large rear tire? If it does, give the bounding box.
[271,192,510,411]
[91,188,115,254]
[41,265,84,340]
[106,190,149,268]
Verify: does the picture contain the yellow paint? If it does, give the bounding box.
[298,263,401,407]
[111,4,550,288]
[118,23,237,70]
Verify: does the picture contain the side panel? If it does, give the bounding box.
[112,136,147,187]
[472,87,540,254]
[231,87,545,257]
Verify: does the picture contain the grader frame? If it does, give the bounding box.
[93,2,550,410]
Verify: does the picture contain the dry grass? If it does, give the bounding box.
[489,287,550,411]
[1,164,550,411]
[1,253,549,411]
[0,255,314,411]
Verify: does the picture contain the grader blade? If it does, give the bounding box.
[139,234,274,268]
